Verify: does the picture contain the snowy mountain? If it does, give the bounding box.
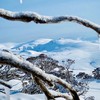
[12,38,86,52]
[11,38,100,72]
[0,38,100,100]
[0,38,100,73]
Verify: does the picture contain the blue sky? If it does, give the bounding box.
[0,0,100,43]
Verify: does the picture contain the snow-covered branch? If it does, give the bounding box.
[0,9,100,34]
[0,50,80,100]
[34,76,72,100]
[0,79,12,89]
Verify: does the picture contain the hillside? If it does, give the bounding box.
[11,38,100,73]
[0,38,100,100]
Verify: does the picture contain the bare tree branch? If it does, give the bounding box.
[0,50,80,100]
[0,79,12,89]
[34,76,73,100]
[34,76,72,100]
[0,9,100,34]
[33,76,55,100]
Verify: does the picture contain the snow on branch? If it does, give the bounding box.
[0,79,12,89]
[34,76,72,100]
[0,8,100,34]
[34,76,73,100]
[0,50,80,100]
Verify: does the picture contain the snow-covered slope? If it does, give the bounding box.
[0,43,16,50]
[12,38,100,73]
[1,38,100,72]
[0,38,100,100]
[12,38,52,51]
[12,38,86,52]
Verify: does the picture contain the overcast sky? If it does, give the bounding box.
[0,0,100,43]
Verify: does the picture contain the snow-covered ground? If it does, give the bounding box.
[0,38,100,100]
[12,38,100,73]
[0,93,68,100]
[86,80,100,100]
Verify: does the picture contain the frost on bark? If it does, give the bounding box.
[0,50,80,100]
[0,9,100,34]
